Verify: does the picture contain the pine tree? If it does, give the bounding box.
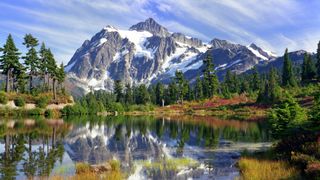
[195,76,203,100]
[124,83,133,104]
[186,84,194,101]
[114,80,123,103]
[155,82,165,106]
[301,53,316,84]
[282,48,296,87]
[167,81,178,104]
[23,34,39,92]
[202,51,219,98]
[316,41,320,81]
[257,67,280,104]
[240,77,250,93]
[46,49,58,99]
[57,63,66,91]
[224,70,238,93]
[15,63,28,93]
[174,71,188,104]
[0,34,21,92]
[39,42,49,90]
[251,67,260,91]
[136,84,150,104]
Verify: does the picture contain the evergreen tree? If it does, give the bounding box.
[268,94,307,138]
[174,71,188,104]
[155,82,165,106]
[46,49,58,99]
[22,34,39,92]
[223,70,238,93]
[316,41,320,80]
[257,67,281,104]
[148,86,156,105]
[136,84,150,104]
[240,77,250,93]
[282,48,296,87]
[15,63,28,93]
[57,63,66,91]
[309,95,320,131]
[114,80,123,102]
[39,43,49,90]
[202,52,219,98]
[0,34,21,92]
[251,67,260,91]
[301,53,316,84]
[186,84,194,101]
[124,83,133,104]
[195,76,203,100]
[167,81,178,104]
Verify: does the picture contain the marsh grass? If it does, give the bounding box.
[50,160,122,180]
[238,157,300,180]
[142,157,198,174]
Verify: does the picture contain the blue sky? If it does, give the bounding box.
[1,0,320,64]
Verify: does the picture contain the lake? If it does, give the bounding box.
[0,115,272,179]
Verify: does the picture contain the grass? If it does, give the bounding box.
[50,160,122,180]
[0,91,73,104]
[152,95,268,120]
[238,157,300,180]
[143,157,198,173]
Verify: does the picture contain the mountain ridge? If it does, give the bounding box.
[65,18,306,96]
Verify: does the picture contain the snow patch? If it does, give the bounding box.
[162,46,188,72]
[215,59,243,71]
[247,46,268,60]
[118,30,153,58]
[98,38,107,46]
[104,26,117,32]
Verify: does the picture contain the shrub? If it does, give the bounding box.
[107,102,124,113]
[45,109,54,117]
[27,108,44,115]
[0,92,8,104]
[60,104,88,115]
[36,96,50,108]
[14,97,25,107]
[268,95,307,138]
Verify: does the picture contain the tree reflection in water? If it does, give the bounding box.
[0,118,69,179]
[0,115,270,179]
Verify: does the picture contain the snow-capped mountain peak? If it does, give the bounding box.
[65,18,280,95]
[247,43,277,61]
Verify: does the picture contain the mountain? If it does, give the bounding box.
[65,18,283,95]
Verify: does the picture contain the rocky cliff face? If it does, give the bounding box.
[65,18,278,94]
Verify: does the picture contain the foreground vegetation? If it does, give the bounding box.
[238,157,300,180]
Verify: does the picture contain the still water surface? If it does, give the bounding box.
[0,116,271,179]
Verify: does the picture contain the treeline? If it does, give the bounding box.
[112,41,320,106]
[0,34,65,99]
[69,41,320,114]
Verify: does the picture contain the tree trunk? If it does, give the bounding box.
[53,78,56,100]
[47,76,50,91]
[5,69,10,92]
[29,72,33,93]
[43,73,46,91]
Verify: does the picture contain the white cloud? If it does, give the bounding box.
[1,0,319,64]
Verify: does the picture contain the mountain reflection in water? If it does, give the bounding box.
[0,116,271,179]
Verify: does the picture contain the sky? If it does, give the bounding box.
[1,0,320,64]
